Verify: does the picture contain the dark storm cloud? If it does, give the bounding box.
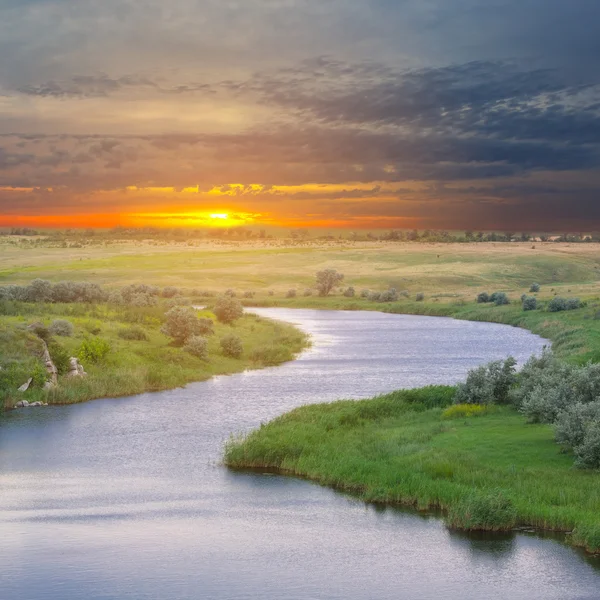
[1,0,600,228]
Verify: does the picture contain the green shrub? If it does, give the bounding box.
[49,319,74,337]
[343,287,356,298]
[184,335,209,360]
[117,326,149,341]
[491,292,509,306]
[454,357,517,405]
[476,292,490,303]
[213,296,244,324]
[77,337,111,363]
[574,421,600,469]
[522,296,537,311]
[250,345,290,366]
[48,339,72,374]
[415,292,425,302]
[530,283,541,293]
[286,289,297,298]
[360,289,370,299]
[162,286,180,298]
[29,322,50,341]
[243,291,255,299]
[161,306,205,343]
[220,334,243,358]
[555,401,600,450]
[446,491,517,531]
[303,289,313,297]
[548,296,583,312]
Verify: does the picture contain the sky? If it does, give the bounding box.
[1,0,599,231]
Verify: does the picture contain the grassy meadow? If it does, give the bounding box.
[225,387,600,553]
[0,301,308,410]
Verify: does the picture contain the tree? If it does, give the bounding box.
[184,336,209,360]
[213,296,244,324]
[316,269,344,297]
[161,306,204,344]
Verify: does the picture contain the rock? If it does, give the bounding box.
[67,357,87,378]
[17,378,33,392]
[15,400,30,408]
[29,402,42,407]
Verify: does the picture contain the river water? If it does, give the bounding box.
[1,309,599,600]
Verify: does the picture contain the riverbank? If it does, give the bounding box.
[0,302,309,410]
[224,386,600,554]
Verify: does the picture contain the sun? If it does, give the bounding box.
[210,213,229,220]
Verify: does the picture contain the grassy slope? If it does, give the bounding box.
[225,388,600,553]
[0,303,308,409]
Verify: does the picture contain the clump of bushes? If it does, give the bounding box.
[286,289,297,298]
[548,296,584,312]
[220,334,243,358]
[161,306,206,344]
[530,283,541,293]
[77,337,110,363]
[454,357,517,405]
[476,291,509,305]
[243,291,255,299]
[360,289,370,299]
[456,349,600,468]
[48,319,74,337]
[48,339,72,375]
[522,296,538,311]
[491,292,510,306]
[117,326,149,341]
[343,287,355,298]
[184,335,209,360]
[303,289,313,297]
[415,292,425,302]
[213,296,244,324]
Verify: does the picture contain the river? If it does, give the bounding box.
[1,309,599,600]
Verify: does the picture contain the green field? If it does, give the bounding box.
[225,387,600,553]
[0,302,308,410]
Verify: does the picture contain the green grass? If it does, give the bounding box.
[224,387,600,553]
[0,302,309,410]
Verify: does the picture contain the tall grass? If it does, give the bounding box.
[225,387,600,553]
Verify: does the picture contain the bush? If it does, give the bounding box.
[197,318,215,336]
[477,292,490,303]
[446,491,517,531]
[343,287,355,298]
[29,322,50,341]
[454,357,517,405]
[530,283,541,293]
[213,296,244,324]
[49,319,74,337]
[303,289,313,297]
[77,337,110,363]
[243,291,255,299]
[360,289,370,299]
[415,292,425,302]
[286,289,297,298]
[522,296,537,311]
[220,334,243,358]
[316,269,344,296]
[574,422,600,469]
[491,292,509,306]
[224,289,237,298]
[161,306,204,344]
[555,401,600,450]
[117,326,149,341]
[184,335,209,360]
[48,339,71,375]
[268,290,275,296]
[548,296,583,312]
[162,286,180,298]
[379,288,398,302]
[368,291,382,302]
